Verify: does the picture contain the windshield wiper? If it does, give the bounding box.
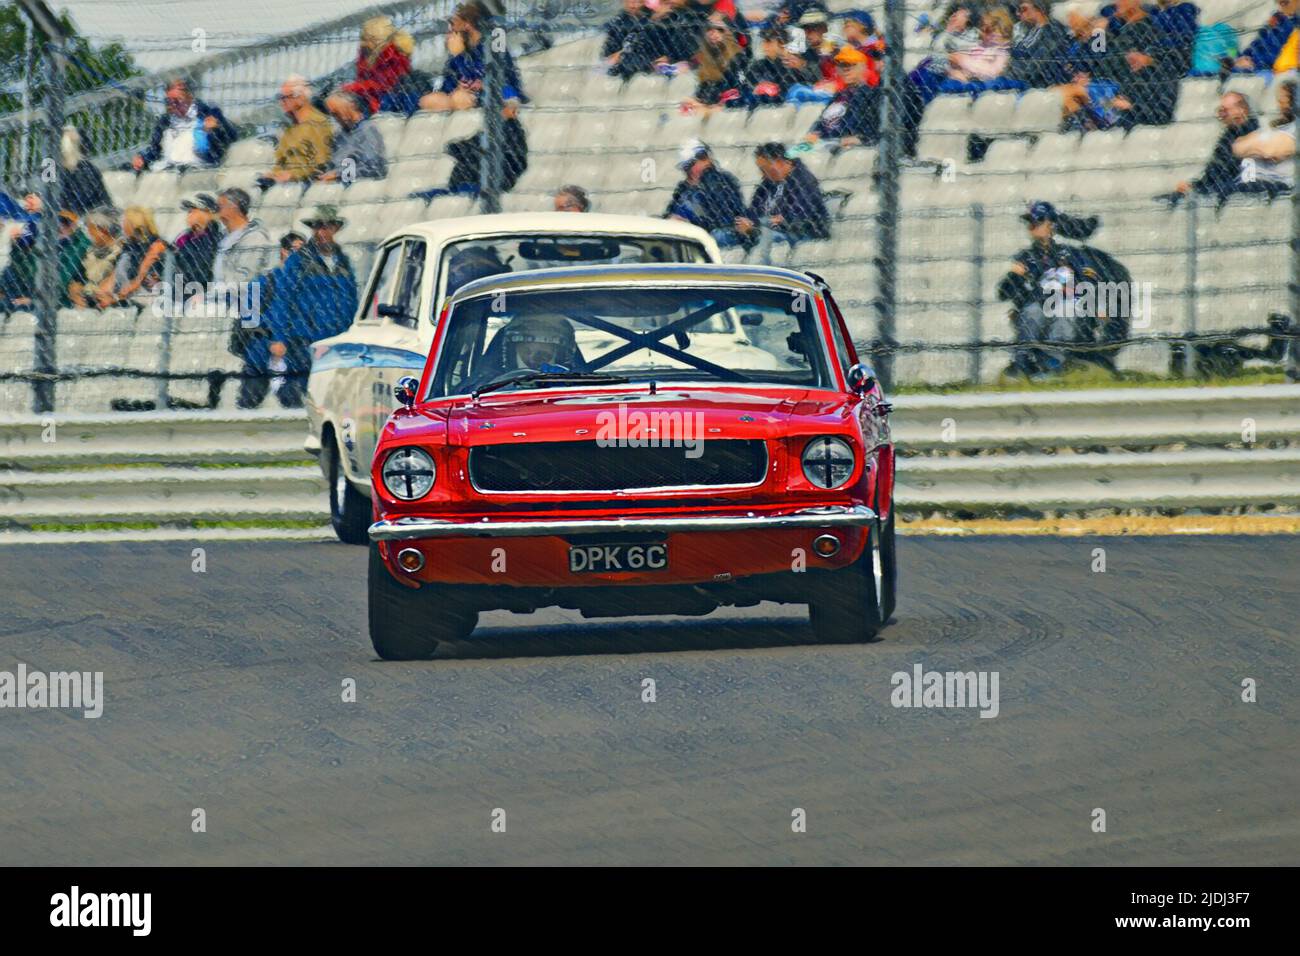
[471,371,629,400]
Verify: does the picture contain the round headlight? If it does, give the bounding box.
[801,436,856,489]
[381,447,436,500]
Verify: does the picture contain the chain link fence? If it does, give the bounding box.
[1,0,1297,413]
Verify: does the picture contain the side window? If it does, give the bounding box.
[361,243,403,322]
[393,240,426,328]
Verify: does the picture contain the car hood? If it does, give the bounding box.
[441,387,857,446]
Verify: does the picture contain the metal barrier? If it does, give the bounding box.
[2,384,1298,540]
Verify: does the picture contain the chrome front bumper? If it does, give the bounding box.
[368,505,876,542]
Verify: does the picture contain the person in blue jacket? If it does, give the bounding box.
[132,77,238,171]
[1234,0,1298,72]
[239,207,356,409]
[418,1,527,111]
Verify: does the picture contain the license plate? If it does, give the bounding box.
[568,543,668,573]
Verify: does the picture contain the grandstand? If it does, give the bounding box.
[0,0,1295,412]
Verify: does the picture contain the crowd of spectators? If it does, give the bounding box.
[2,0,1297,392]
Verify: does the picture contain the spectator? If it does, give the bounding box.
[749,26,820,104]
[235,231,305,407]
[69,210,123,309]
[1007,1,1070,88]
[0,208,86,310]
[1230,80,1296,196]
[996,201,1092,378]
[603,0,649,74]
[132,77,238,172]
[242,207,356,409]
[686,14,749,109]
[904,2,982,137]
[1098,0,1175,127]
[97,207,168,308]
[612,0,708,78]
[805,45,879,147]
[442,98,528,196]
[767,0,830,30]
[947,8,1014,83]
[1234,0,1299,73]
[176,194,223,284]
[419,1,526,112]
[213,188,272,290]
[664,140,746,238]
[1163,92,1259,202]
[789,9,838,95]
[1060,4,1115,128]
[319,91,388,183]
[554,185,591,212]
[32,127,110,215]
[341,16,415,114]
[262,76,333,185]
[1149,1,1200,78]
[840,9,884,87]
[719,142,829,263]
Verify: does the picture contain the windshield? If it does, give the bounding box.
[429,285,832,397]
[438,234,710,306]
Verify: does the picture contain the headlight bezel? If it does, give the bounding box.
[381,446,437,501]
[800,435,856,490]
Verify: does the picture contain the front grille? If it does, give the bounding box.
[469,440,768,493]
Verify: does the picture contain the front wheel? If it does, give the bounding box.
[807,526,885,644]
[368,543,478,660]
[326,439,370,545]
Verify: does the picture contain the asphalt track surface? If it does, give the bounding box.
[1,536,1296,866]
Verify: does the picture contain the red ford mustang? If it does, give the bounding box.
[366,263,896,659]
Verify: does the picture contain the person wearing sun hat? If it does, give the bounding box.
[240,203,356,408]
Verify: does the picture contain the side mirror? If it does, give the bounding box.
[377,303,413,325]
[846,363,875,394]
[394,376,420,408]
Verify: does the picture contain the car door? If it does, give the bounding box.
[334,240,404,480]
[354,238,429,475]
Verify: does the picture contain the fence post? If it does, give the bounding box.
[24,1,68,415]
[157,251,176,410]
[875,0,906,389]
[479,6,506,215]
[970,202,984,384]
[1291,128,1300,381]
[1183,194,1198,378]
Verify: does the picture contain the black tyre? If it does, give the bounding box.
[368,543,478,660]
[808,525,884,644]
[326,439,371,545]
[877,493,898,624]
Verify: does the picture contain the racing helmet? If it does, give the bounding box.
[498,313,578,370]
[446,246,508,296]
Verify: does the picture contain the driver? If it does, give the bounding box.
[496,313,579,372]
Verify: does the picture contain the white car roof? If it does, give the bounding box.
[379,212,719,251]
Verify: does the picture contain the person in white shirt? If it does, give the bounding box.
[132,77,238,172]
[1232,80,1297,193]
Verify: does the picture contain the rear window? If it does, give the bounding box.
[435,234,711,314]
